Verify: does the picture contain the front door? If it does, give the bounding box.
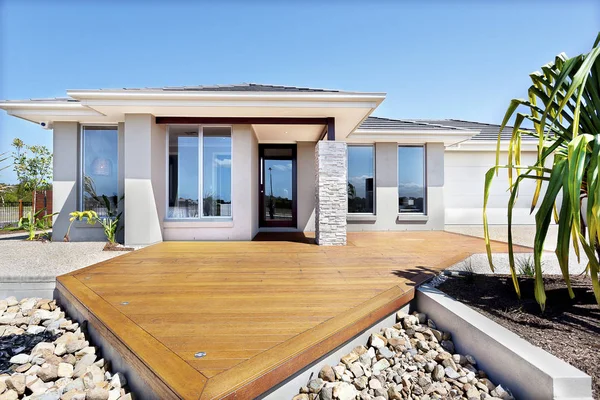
[259,144,297,227]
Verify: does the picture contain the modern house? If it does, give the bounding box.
[0,83,534,246]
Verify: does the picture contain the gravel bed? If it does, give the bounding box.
[445,225,588,275]
[0,240,132,280]
[0,296,132,400]
[293,311,513,400]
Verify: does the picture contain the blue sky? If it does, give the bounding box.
[1,1,599,183]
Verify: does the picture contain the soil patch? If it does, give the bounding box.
[437,274,599,399]
[103,242,134,252]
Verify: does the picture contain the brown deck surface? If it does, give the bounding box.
[56,231,530,400]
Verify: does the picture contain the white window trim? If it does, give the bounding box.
[397,144,427,216]
[346,144,376,215]
[165,125,233,221]
[79,124,119,212]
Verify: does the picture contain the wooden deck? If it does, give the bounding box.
[56,231,530,400]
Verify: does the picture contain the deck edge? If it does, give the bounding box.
[56,275,207,400]
[200,285,415,400]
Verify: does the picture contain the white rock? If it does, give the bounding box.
[31,342,55,358]
[0,389,18,400]
[108,389,121,400]
[54,343,66,356]
[86,387,109,400]
[27,378,48,395]
[0,313,17,324]
[31,390,61,400]
[27,326,46,335]
[20,299,36,312]
[369,334,386,349]
[75,346,95,356]
[332,382,357,400]
[5,297,18,307]
[9,354,30,365]
[110,373,127,389]
[32,309,56,321]
[57,363,74,378]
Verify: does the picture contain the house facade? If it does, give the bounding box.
[0,84,527,246]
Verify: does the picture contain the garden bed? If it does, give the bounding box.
[437,274,599,399]
[292,310,513,400]
[0,296,133,399]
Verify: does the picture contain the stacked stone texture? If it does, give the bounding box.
[315,142,348,246]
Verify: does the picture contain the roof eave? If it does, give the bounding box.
[0,101,83,110]
[446,139,540,151]
[349,129,475,146]
[66,89,387,103]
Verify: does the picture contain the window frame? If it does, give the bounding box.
[165,125,233,221]
[346,144,376,215]
[397,144,427,215]
[79,124,120,213]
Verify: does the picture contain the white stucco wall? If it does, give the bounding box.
[297,141,316,232]
[250,127,259,238]
[445,150,538,225]
[347,142,445,232]
[162,124,257,241]
[123,114,164,246]
[52,122,79,240]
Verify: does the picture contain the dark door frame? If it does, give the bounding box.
[259,144,297,228]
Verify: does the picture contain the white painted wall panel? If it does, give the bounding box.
[444,150,540,225]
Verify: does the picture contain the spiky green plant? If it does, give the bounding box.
[484,33,600,311]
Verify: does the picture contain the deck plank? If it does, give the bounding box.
[57,231,531,399]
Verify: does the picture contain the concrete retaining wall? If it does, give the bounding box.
[414,285,592,400]
[263,286,592,400]
[0,277,55,299]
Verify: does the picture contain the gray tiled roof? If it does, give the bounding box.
[102,83,343,93]
[359,116,469,131]
[414,119,536,141]
[360,117,536,141]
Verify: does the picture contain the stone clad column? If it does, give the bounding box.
[315,141,347,245]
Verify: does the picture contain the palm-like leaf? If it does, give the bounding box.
[484,33,600,311]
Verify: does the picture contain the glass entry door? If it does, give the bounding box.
[259,144,297,227]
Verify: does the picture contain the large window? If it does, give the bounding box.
[168,126,232,219]
[82,126,119,217]
[398,146,425,213]
[168,126,199,218]
[202,127,232,217]
[347,145,374,213]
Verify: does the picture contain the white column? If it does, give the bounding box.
[315,141,347,245]
[123,114,164,245]
[51,122,79,241]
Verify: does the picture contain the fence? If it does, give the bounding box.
[0,191,53,229]
[0,201,33,228]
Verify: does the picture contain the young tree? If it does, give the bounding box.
[0,152,9,204]
[484,33,600,311]
[12,138,53,215]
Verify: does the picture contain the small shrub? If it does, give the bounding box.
[7,208,55,240]
[517,256,544,277]
[461,258,476,283]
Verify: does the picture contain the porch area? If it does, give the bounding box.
[55,232,530,399]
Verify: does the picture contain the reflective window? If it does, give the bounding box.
[398,146,425,213]
[82,126,119,217]
[202,127,232,217]
[347,146,374,213]
[168,126,199,218]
